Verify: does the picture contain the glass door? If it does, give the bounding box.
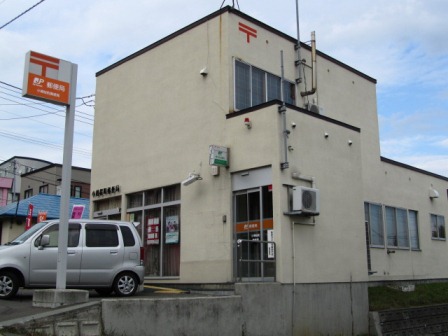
[234,185,273,281]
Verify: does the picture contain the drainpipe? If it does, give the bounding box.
[280,50,289,170]
[300,31,317,97]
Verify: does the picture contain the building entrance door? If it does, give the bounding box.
[234,185,274,281]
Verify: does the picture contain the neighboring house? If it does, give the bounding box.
[20,163,91,200]
[0,177,12,206]
[0,194,90,244]
[91,6,448,334]
[0,156,52,205]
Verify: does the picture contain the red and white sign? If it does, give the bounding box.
[37,211,47,223]
[147,217,160,245]
[22,51,73,106]
[25,204,34,231]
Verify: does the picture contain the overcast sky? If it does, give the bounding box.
[0,0,447,177]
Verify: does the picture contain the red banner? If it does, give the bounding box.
[25,204,34,230]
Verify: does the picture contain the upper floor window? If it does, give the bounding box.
[24,188,33,199]
[39,184,49,194]
[72,186,82,198]
[234,60,295,110]
[431,214,446,241]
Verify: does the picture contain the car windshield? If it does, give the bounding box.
[6,221,49,245]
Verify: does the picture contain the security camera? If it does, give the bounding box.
[182,173,202,186]
[200,67,208,76]
[291,122,296,128]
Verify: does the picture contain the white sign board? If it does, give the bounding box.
[267,229,275,259]
[209,145,229,167]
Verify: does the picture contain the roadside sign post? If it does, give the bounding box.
[23,51,77,291]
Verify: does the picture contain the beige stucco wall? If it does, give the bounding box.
[1,220,25,244]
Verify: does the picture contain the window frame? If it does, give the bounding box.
[234,59,296,110]
[365,202,420,252]
[24,188,33,199]
[365,202,385,248]
[385,206,410,249]
[39,184,49,194]
[431,214,446,241]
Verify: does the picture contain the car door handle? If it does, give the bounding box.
[67,250,76,255]
[110,250,118,255]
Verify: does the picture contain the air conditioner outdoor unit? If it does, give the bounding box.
[292,186,320,214]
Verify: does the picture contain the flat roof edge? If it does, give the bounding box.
[381,156,448,181]
[227,100,361,133]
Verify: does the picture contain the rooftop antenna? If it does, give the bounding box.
[220,0,240,9]
[295,0,303,85]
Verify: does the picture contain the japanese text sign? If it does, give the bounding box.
[22,51,74,106]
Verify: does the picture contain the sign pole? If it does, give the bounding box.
[56,63,77,290]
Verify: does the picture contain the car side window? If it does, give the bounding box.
[35,223,81,248]
[38,224,59,247]
[85,224,119,247]
[68,224,81,247]
[120,226,136,247]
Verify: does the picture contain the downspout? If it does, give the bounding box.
[279,50,289,170]
[300,31,317,97]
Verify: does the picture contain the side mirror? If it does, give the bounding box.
[38,235,50,250]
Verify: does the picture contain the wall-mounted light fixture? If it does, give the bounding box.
[244,117,252,129]
[200,67,208,76]
[429,187,439,199]
[182,172,202,186]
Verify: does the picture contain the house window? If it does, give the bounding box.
[364,202,384,247]
[72,186,82,198]
[431,214,446,240]
[366,202,421,251]
[24,188,33,199]
[409,210,420,250]
[234,59,295,110]
[385,206,409,248]
[39,184,49,194]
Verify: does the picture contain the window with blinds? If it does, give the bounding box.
[234,59,295,110]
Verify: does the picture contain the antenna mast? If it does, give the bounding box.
[220,0,239,9]
[295,0,303,85]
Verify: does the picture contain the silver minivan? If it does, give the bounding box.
[0,219,145,299]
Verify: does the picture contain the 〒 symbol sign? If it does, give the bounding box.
[238,22,257,43]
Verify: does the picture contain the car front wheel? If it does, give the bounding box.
[113,272,139,297]
[0,271,19,299]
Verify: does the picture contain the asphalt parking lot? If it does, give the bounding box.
[0,285,189,324]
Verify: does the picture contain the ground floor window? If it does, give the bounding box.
[365,202,420,250]
[127,185,181,277]
[431,214,446,241]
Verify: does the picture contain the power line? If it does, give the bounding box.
[0,0,46,30]
[0,129,91,157]
[0,81,95,124]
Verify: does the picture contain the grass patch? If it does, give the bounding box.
[369,282,448,311]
